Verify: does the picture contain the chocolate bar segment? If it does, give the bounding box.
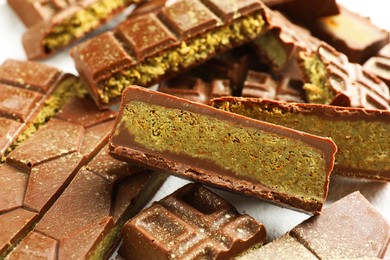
[238,192,390,259]
[0,59,82,161]
[364,44,390,87]
[109,86,337,214]
[119,183,266,259]
[8,0,143,60]
[71,0,266,108]
[212,97,390,181]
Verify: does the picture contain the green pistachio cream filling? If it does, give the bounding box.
[119,101,328,202]
[253,30,287,71]
[43,0,137,53]
[215,101,390,173]
[98,13,265,104]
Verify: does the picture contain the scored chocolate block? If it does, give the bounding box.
[0,59,83,161]
[119,183,266,259]
[71,0,266,108]
[238,192,389,259]
[109,86,337,214]
[0,96,116,258]
[8,0,143,60]
[364,44,390,87]
[303,5,390,64]
[8,145,166,260]
[212,97,390,181]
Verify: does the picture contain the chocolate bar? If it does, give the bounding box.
[300,43,390,110]
[8,145,166,259]
[119,183,266,259]
[0,96,117,258]
[303,5,390,64]
[8,0,143,60]
[364,44,390,87]
[109,86,337,214]
[237,192,390,259]
[71,0,266,108]
[212,97,390,181]
[0,59,83,161]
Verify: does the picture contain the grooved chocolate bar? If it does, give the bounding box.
[0,59,82,161]
[212,97,390,181]
[8,145,166,259]
[364,44,390,87]
[119,183,266,259]
[0,96,117,258]
[8,0,143,60]
[109,86,337,214]
[237,192,390,259]
[71,0,266,108]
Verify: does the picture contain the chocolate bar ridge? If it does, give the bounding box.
[109,86,337,214]
[71,0,266,108]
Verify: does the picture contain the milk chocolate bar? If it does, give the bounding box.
[364,44,390,87]
[8,145,166,259]
[8,0,143,60]
[303,5,389,64]
[109,86,337,214]
[300,43,390,110]
[0,96,116,258]
[238,192,390,259]
[0,59,82,161]
[212,97,390,181]
[119,183,266,259]
[71,0,266,108]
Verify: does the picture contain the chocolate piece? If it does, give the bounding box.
[0,96,117,258]
[0,59,82,161]
[300,43,390,110]
[119,183,266,259]
[8,0,143,60]
[109,86,337,214]
[71,0,266,108]
[212,97,390,181]
[364,44,390,87]
[238,192,389,259]
[303,5,390,64]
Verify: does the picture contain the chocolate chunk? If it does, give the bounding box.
[71,0,266,108]
[364,44,390,87]
[0,96,117,258]
[0,59,81,160]
[303,5,390,64]
[8,0,142,60]
[238,192,390,259]
[119,183,266,259]
[109,86,337,214]
[212,97,390,181]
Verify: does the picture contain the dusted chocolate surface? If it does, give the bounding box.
[119,183,266,259]
[110,86,336,214]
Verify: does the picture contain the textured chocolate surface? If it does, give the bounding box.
[8,0,142,60]
[119,183,266,259]
[0,59,75,159]
[238,192,390,259]
[71,0,266,108]
[109,86,337,214]
[304,5,390,64]
[0,96,116,258]
[212,97,390,181]
[364,44,390,87]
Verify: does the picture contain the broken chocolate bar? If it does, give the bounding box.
[0,96,117,258]
[109,86,337,214]
[0,59,83,161]
[8,0,143,60]
[238,192,390,259]
[71,0,266,108]
[212,97,390,181]
[119,183,266,259]
[303,5,389,64]
[364,44,390,87]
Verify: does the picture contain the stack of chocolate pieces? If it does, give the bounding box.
[2,0,390,259]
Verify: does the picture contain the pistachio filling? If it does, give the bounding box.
[1,78,86,162]
[43,0,136,53]
[120,101,327,202]
[99,13,265,103]
[215,101,390,173]
[253,30,287,71]
[300,52,335,104]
